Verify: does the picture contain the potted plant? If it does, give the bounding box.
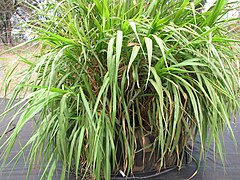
[0,0,239,179]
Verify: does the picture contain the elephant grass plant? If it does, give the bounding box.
[0,0,240,179]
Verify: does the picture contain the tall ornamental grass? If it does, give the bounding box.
[0,0,239,179]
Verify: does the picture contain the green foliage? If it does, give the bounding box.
[1,0,240,179]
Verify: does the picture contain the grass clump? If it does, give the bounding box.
[0,0,239,179]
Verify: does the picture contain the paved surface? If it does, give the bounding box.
[0,98,239,179]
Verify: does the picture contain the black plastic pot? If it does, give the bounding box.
[111,166,177,180]
[111,127,190,179]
